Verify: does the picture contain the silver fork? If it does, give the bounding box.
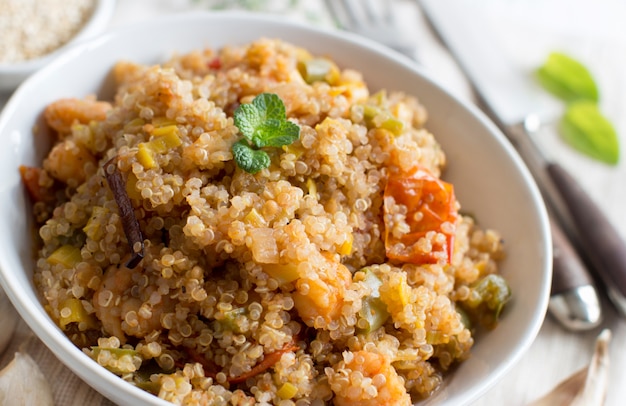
[324,0,417,59]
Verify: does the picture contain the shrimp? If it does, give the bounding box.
[93,264,173,343]
[43,139,96,186]
[292,252,352,328]
[330,350,411,406]
[44,97,111,136]
[18,165,55,203]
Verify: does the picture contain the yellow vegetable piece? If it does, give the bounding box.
[151,117,177,128]
[125,172,141,200]
[137,143,156,169]
[396,277,410,307]
[333,81,367,100]
[83,206,109,240]
[474,260,487,275]
[306,178,318,198]
[379,271,413,321]
[150,127,182,152]
[338,233,353,256]
[277,382,298,399]
[137,126,182,168]
[151,124,179,139]
[244,208,267,228]
[47,245,81,268]
[282,144,306,159]
[124,118,145,132]
[263,263,300,285]
[59,298,97,330]
[328,85,348,97]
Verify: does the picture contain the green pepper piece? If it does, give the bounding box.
[298,58,336,84]
[91,347,141,375]
[215,307,247,333]
[536,52,599,102]
[379,116,404,135]
[133,359,170,394]
[356,269,390,334]
[560,100,619,165]
[136,381,161,395]
[425,330,448,345]
[362,104,381,127]
[359,296,390,333]
[456,306,472,330]
[91,347,139,358]
[465,274,511,318]
[370,90,387,106]
[362,104,403,135]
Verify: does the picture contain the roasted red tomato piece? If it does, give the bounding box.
[384,166,458,264]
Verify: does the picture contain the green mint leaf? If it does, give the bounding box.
[536,52,599,102]
[231,139,271,173]
[253,93,286,122]
[234,103,263,142]
[560,101,619,165]
[231,93,301,173]
[234,93,300,148]
[254,120,301,147]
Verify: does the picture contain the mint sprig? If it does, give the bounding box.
[232,93,300,173]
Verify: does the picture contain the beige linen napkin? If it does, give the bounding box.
[0,307,113,405]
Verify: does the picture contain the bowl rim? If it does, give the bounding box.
[0,0,117,73]
[0,10,551,405]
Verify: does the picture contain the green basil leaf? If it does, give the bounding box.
[536,52,599,102]
[231,139,271,173]
[560,101,619,165]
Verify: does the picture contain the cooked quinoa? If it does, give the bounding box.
[25,38,509,405]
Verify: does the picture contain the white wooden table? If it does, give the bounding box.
[1,1,625,405]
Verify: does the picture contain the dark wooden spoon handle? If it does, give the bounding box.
[547,162,626,302]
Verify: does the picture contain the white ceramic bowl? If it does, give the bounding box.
[0,0,117,91]
[0,12,551,406]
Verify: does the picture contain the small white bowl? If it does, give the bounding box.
[0,12,551,405]
[0,0,117,92]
